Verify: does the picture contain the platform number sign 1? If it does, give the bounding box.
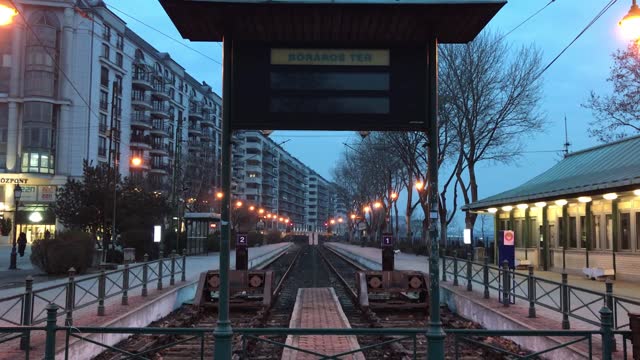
[237,233,248,247]
[382,234,394,247]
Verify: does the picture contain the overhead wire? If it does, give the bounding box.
[535,0,618,80]
[103,1,222,66]
[498,0,557,41]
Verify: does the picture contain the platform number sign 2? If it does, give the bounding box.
[381,234,394,247]
[237,233,248,247]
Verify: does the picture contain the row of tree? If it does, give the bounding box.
[333,31,545,244]
[54,161,171,250]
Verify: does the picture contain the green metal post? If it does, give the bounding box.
[524,207,530,260]
[494,211,500,265]
[562,204,568,270]
[527,265,536,318]
[542,205,549,271]
[426,37,445,360]
[182,248,187,282]
[453,250,458,286]
[214,36,234,360]
[441,249,446,282]
[20,276,33,350]
[466,253,472,291]
[585,201,592,268]
[612,199,618,280]
[483,256,489,299]
[97,270,105,316]
[65,267,75,325]
[157,251,164,290]
[122,263,129,305]
[561,272,570,329]
[502,260,510,307]
[142,253,148,297]
[44,304,57,360]
[170,250,176,286]
[600,306,614,360]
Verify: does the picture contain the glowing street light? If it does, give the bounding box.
[373,201,382,209]
[249,205,255,211]
[216,192,224,199]
[258,208,265,214]
[235,201,243,207]
[130,156,143,167]
[390,192,398,200]
[415,181,424,190]
[620,0,640,40]
[350,214,356,220]
[330,219,336,225]
[0,3,18,27]
[337,218,343,223]
[363,206,371,213]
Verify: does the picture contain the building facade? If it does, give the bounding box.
[465,136,640,282]
[0,0,221,242]
[231,130,340,232]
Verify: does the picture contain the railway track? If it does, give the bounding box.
[94,243,532,360]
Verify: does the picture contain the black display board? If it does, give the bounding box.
[233,43,428,131]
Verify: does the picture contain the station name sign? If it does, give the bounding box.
[271,49,390,66]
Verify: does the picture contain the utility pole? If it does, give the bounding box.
[172,115,184,253]
[104,80,119,264]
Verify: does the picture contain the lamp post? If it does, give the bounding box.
[620,0,640,39]
[9,184,22,270]
[0,2,18,27]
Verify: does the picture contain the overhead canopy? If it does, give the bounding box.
[464,135,640,211]
[159,0,506,43]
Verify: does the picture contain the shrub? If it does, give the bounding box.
[265,230,281,244]
[0,218,11,236]
[247,231,264,247]
[30,230,94,274]
[121,230,154,260]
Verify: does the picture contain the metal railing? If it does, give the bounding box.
[0,250,187,340]
[31,307,629,360]
[442,253,640,353]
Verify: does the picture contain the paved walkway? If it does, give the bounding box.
[0,242,291,360]
[281,288,364,360]
[326,242,636,359]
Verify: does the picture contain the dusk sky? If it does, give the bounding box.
[105,0,634,227]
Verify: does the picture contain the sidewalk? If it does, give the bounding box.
[328,242,640,300]
[326,242,636,359]
[0,242,292,359]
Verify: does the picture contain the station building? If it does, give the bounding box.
[465,135,640,281]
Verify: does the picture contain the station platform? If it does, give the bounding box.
[325,242,633,359]
[282,288,365,360]
[0,242,292,360]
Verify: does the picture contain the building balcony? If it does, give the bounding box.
[149,142,171,156]
[149,123,171,138]
[130,134,152,150]
[131,116,152,130]
[201,130,215,141]
[131,93,152,110]
[150,105,170,119]
[132,72,153,90]
[188,141,204,152]
[151,84,171,100]
[201,116,216,127]
[188,123,203,136]
[149,163,171,175]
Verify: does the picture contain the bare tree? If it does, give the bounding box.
[583,43,640,142]
[439,31,545,232]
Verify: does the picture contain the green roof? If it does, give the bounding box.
[465,135,640,211]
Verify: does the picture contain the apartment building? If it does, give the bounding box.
[231,130,340,232]
[0,0,221,242]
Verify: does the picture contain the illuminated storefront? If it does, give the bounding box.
[0,174,66,244]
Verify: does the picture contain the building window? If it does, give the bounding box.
[115,75,123,95]
[636,213,640,251]
[21,151,54,174]
[116,34,123,50]
[101,43,109,60]
[99,113,107,133]
[116,53,123,67]
[580,216,587,248]
[557,217,564,248]
[569,216,577,249]
[100,91,108,110]
[98,137,107,157]
[103,25,111,41]
[605,214,613,250]
[620,212,631,250]
[100,67,109,88]
[593,215,602,249]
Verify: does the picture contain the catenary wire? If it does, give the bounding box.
[498,0,557,41]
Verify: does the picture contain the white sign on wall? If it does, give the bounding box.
[463,229,471,245]
[153,225,162,243]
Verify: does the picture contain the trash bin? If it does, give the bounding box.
[93,249,103,267]
[124,248,136,264]
[630,312,640,360]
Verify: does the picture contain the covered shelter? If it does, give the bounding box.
[464,135,640,281]
[160,1,506,358]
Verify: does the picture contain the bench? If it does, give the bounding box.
[582,267,615,281]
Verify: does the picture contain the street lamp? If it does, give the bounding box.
[620,0,640,40]
[0,2,18,26]
[9,184,22,270]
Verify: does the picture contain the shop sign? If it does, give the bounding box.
[0,178,28,184]
[19,186,37,202]
[38,186,57,202]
